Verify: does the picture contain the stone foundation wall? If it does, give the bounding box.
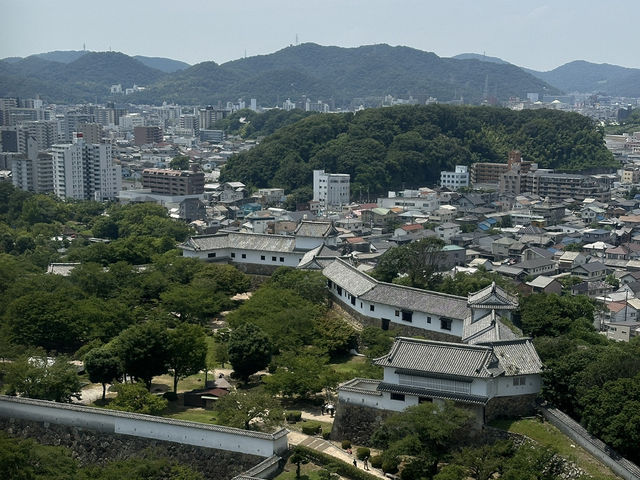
[485,394,537,422]
[330,300,461,343]
[230,262,281,276]
[0,417,262,480]
[330,400,393,446]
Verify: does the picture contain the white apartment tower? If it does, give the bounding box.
[51,133,121,201]
[313,169,350,209]
[440,165,469,191]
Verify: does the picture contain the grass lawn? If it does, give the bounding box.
[329,354,382,380]
[163,402,220,424]
[490,418,618,480]
[274,458,331,480]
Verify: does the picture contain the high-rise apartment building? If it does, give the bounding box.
[313,169,350,209]
[51,133,121,201]
[78,122,103,144]
[11,136,53,193]
[142,168,205,195]
[134,126,162,146]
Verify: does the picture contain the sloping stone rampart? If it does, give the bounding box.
[330,400,393,446]
[1,417,261,480]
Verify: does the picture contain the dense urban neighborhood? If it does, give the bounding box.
[2,42,640,480]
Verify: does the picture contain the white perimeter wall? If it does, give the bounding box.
[0,395,288,457]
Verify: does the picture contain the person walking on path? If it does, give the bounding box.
[363,456,369,470]
[353,459,357,468]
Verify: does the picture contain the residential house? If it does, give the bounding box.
[557,251,587,272]
[572,261,607,281]
[571,280,613,299]
[525,276,563,295]
[513,258,556,278]
[605,322,640,342]
[435,222,461,242]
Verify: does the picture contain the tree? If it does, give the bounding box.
[373,237,445,288]
[84,346,123,401]
[169,155,190,170]
[268,268,328,304]
[215,390,283,431]
[228,323,272,382]
[114,322,169,390]
[264,353,340,399]
[160,284,231,325]
[108,383,168,415]
[371,401,474,476]
[289,447,310,479]
[5,353,82,403]
[580,373,640,462]
[166,323,207,393]
[520,293,596,338]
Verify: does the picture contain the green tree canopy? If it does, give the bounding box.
[108,383,168,415]
[215,390,283,431]
[84,346,123,401]
[228,323,273,382]
[5,353,82,402]
[114,322,170,390]
[166,323,208,392]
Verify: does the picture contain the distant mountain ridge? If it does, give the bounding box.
[453,53,640,97]
[1,50,190,73]
[2,44,639,104]
[0,44,557,105]
[127,43,560,106]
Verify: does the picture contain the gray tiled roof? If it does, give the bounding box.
[180,232,296,253]
[361,283,469,320]
[484,339,543,375]
[375,336,541,379]
[374,337,498,378]
[294,221,337,238]
[322,258,377,296]
[467,282,518,309]
[462,311,520,344]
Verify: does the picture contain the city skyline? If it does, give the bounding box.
[1,0,638,72]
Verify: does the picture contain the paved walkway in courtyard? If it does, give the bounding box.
[288,430,387,479]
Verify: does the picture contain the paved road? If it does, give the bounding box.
[288,431,387,479]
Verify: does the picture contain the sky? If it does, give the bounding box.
[1,0,637,72]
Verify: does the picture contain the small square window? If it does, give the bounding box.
[231,252,236,258]
[390,393,405,401]
[395,310,399,317]
[261,255,265,261]
[427,316,431,324]
[441,318,452,331]
[401,311,413,323]
[241,253,246,259]
[272,256,277,261]
[207,252,216,258]
[279,257,284,262]
[370,305,375,312]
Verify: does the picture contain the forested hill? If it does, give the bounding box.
[0,44,558,105]
[219,105,617,198]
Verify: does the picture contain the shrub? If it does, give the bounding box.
[322,430,331,440]
[301,421,321,435]
[356,447,370,460]
[293,445,380,480]
[370,455,383,468]
[285,410,302,423]
[341,439,352,449]
[163,391,178,401]
[382,458,399,474]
